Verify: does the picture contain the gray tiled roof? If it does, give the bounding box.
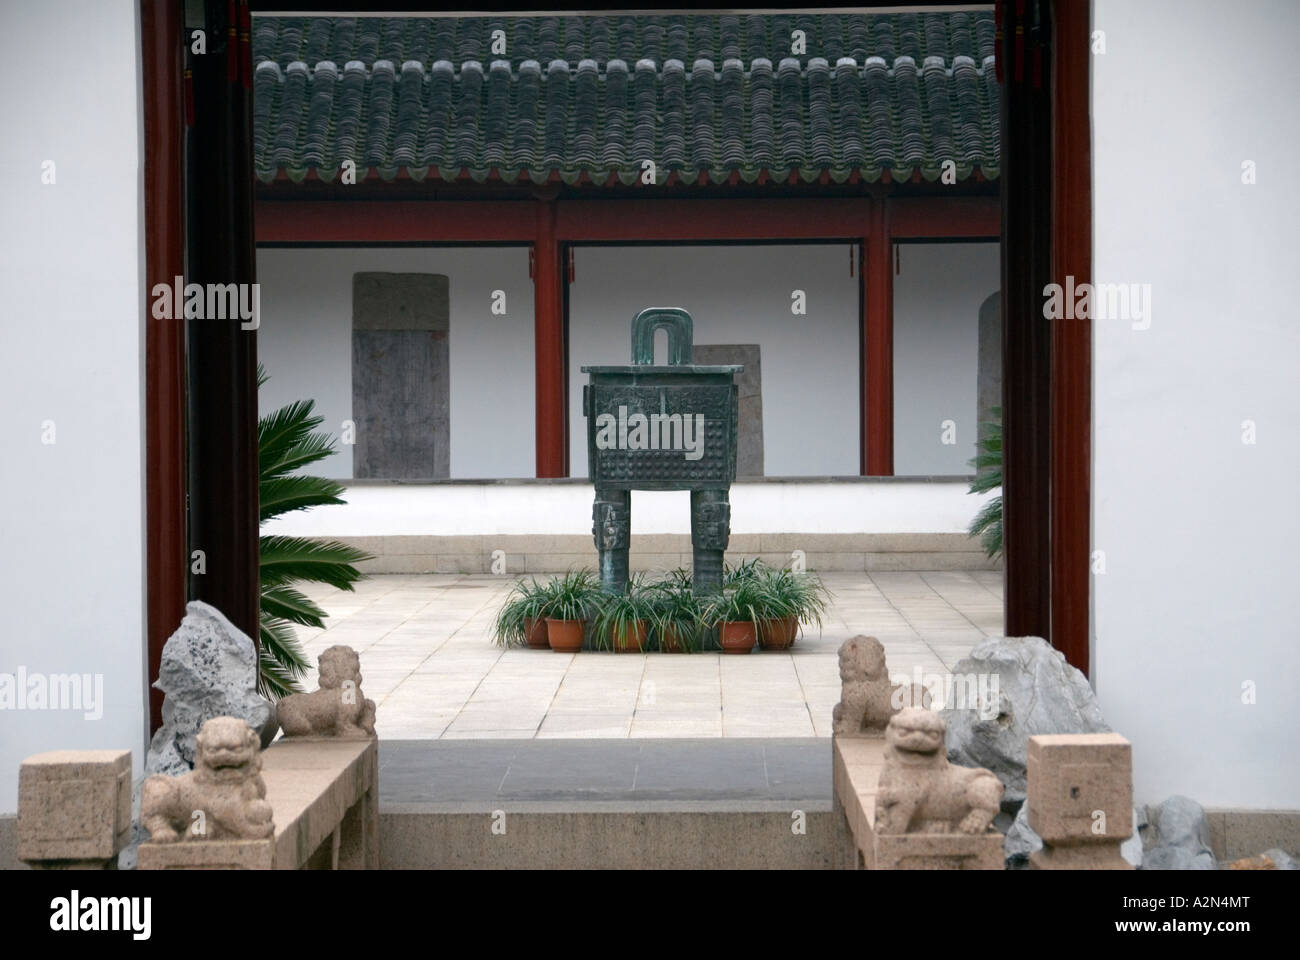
[253,13,1000,186]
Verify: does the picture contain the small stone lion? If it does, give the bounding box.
[277,645,376,739]
[141,716,274,843]
[875,708,1003,835]
[831,636,929,737]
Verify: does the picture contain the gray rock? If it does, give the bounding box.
[1003,800,1143,869]
[145,601,274,778]
[942,636,1109,810]
[1262,848,1297,870]
[1141,796,1217,870]
[1122,806,1146,868]
[1003,802,1041,869]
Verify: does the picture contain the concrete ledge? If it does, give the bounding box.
[347,533,1001,575]
[379,801,843,869]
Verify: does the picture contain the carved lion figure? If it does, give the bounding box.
[831,636,929,737]
[141,716,274,843]
[276,645,376,739]
[874,708,1003,835]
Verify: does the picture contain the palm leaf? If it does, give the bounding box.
[258,400,326,481]
[260,535,372,591]
[257,616,311,699]
[967,407,1004,559]
[261,583,329,629]
[260,474,346,524]
[256,369,369,698]
[262,431,336,480]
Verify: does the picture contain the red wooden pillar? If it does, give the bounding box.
[141,0,187,732]
[1050,0,1092,673]
[862,199,894,475]
[533,198,566,477]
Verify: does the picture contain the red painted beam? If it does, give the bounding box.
[253,196,995,246]
[556,198,872,241]
[141,0,187,733]
[863,200,894,475]
[1050,0,1092,674]
[533,201,566,477]
[889,196,1000,238]
[255,200,535,243]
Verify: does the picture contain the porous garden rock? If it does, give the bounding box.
[941,636,1109,810]
[1140,795,1217,870]
[145,601,274,778]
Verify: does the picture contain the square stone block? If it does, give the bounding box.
[137,838,274,870]
[1027,733,1132,845]
[874,830,1004,870]
[17,750,132,863]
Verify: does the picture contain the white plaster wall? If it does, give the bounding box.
[0,0,146,814]
[256,246,535,479]
[893,242,1000,475]
[568,244,860,477]
[263,481,995,537]
[1093,0,1300,808]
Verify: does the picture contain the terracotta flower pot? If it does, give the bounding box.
[757,616,800,651]
[545,618,586,653]
[523,617,549,650]
[659,626,689,653]
[611,620,648,653]
[719,621,757,655]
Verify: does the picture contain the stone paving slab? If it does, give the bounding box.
[378,739,832,805]
[296,571,1003,740]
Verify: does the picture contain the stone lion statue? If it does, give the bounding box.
[874,708,1003,835]
[277,645,376,739]
[141,716,274,843]
[831,636,930,737]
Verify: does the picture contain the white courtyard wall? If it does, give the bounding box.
[1092,0,1300,808]
[0,0,147,815]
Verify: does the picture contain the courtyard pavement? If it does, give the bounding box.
[296,571,1003,740]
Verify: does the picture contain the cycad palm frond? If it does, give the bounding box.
[261,583,329,629]
[260,536,370,591]
[258,616,312,699]
[260,474,346,523]
[967,407,1004,559]
[257,369,372,699]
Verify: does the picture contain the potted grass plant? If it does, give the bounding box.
[649,569,704,653]
[754,567,829,650]
[492,578,551,649]
[540,569,601,653]
[701,577,766,655]
[592,574,660,653]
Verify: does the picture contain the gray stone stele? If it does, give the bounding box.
[1003,800,1143,869]
[692,343,763,478]
[1140,795,1218,870]
[352,272,450,480]
[942,636,1110,811]
[145,600,274,778]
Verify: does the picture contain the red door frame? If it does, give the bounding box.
[146,6,1091,677]
[140,0,187,731]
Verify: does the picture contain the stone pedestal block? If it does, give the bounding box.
[1027,732,1135,870]
[18,749,132,868]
